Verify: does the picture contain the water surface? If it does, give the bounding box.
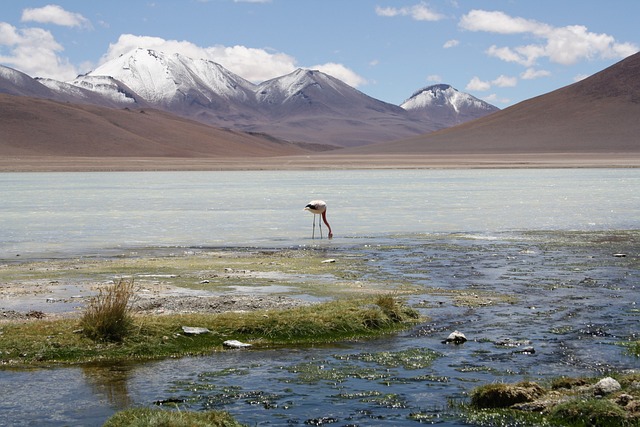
[0,169,638,426]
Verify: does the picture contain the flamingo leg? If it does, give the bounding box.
[319,214,323,239]
[312,214,316,239]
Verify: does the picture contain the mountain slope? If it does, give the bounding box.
[0,94,323,157]
[349,52,640,155]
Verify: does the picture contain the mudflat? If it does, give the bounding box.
[1,152,639,172]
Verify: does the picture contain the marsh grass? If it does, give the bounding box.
[102,407,245,427]
[80,278,136,342]
[0,295,420,367]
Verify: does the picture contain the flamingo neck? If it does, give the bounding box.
[321,211,333,238]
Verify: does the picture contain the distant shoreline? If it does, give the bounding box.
[1,153,639,172]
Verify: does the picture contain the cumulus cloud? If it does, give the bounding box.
[492,74,517,87]
[443,39,459,48]
[521,68,551,80]
[375,3,444,21]
[466,76,491,91]
[100,34,368,86]
[459,9,638,66]
[21,4,92,29]
[465,74,517,91]
[0,22,77,79]
[310,62,369,87]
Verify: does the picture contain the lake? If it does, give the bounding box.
[1,169,638,259]
[0,169,638,426]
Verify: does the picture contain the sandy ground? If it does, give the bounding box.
[1,153,639,172]
[0,279,312,323]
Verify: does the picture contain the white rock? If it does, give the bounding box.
[594,377,621,395]
[223,339,252,349]
[443,330,467,344]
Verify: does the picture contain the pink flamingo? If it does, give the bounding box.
[304,200,333,239]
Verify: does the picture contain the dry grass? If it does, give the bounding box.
[80,278,135,342]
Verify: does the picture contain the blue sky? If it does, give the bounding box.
[1,1,638,107]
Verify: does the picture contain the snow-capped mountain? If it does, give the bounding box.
[84,48,256,109]
[0,50,499,147]
[401,84,499,128]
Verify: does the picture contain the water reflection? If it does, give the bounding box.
[82,362,135,408]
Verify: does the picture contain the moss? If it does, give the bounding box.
[549,398,630,427]
[470,381,545,408]
[466,374,640,426]
[102,407,245,427]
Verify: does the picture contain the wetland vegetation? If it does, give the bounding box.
[1,230,638,426]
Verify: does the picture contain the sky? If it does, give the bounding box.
[0,1,638,107]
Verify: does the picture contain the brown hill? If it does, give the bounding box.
[347,52,640,155]
[0,94,324,158]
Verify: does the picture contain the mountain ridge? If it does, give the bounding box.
[0,48,497,148]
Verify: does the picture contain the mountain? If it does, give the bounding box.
[1,48,497,148]
[401,84,499,128]
[349,51,640,155]
[245,68,436,147]
[78,49,439,147]
[0,93,327,158]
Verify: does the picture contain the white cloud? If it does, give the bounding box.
[311,62,369,87]
[465,74,517,91]
[443,39,459,48]
[100,34,368,86]
[426,74,442,82]
[492,74,517,87]
[375,3,444,21]
[466,76,491,91]
[483,93,511,104]
[521,68,551,80]
[21,4,92,29]
[0,22,77,79]
[573,73,590,82]
[459,9,638,66]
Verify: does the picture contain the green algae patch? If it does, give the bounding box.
[285,347,441,385]
[0,295,420,367]
[0,247,411,302]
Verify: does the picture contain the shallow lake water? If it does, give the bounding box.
[0,169,638,426]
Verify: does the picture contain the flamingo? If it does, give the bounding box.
[304,200,333,239]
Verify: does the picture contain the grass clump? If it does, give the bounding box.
[102,407,245,427]
[80,279,135,342]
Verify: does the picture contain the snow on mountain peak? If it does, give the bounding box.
[401,84,494,113]
[85,48,255,105]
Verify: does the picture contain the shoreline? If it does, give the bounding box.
[1,152,639,172]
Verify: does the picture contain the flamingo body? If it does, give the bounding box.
[304,200,333,239]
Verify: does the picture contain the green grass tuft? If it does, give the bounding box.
[102,407,245,427]
[80,278,136,342]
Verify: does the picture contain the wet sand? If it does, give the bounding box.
[1,152,639,172]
